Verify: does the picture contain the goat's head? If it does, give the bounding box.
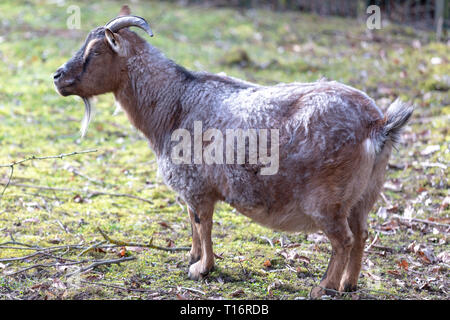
[53,6,152,136]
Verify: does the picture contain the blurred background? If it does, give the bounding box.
[0,0,448,300]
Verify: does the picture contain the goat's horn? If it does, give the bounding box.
[105,15,153,37]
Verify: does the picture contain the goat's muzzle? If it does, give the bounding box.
[53,66,75,96]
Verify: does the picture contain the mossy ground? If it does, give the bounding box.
[0,1,448,300]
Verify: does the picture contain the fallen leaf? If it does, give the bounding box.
[158,221,172,229]
[398,259,409,270]
[263,259,272,268]
[387,205,399,213]
[387,269,401,277]
[176,293,187,300]
[231,289,245,297]
[73,194,84,203]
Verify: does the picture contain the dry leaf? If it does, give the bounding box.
[263,259,272,268]
[159,221,172,229]
[176,293,187,300]
[231,289,245,297]
[366,272,381,281]
[398,259,409,270]
[387,269,401,277]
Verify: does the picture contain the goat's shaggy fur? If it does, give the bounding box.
[54,10,413,297]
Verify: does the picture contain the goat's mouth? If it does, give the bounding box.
[54,81,76,97]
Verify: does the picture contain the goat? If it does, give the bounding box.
[53,7,413,298]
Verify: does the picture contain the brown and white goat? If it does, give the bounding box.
[54,8,413,297]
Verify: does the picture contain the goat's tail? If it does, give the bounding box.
[373,99,414,154]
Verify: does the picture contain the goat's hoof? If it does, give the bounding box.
[188,261,213,281]
[310,286,338,299]
[189,254,201,266]
[341,283,358,293]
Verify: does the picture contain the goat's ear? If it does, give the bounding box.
[118,5,131,16]
[105,28,121,53]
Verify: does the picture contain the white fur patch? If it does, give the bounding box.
[363,138,375,156]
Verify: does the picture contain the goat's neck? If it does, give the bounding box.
[114,46,190,156]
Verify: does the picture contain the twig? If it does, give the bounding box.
[0,181,153,205]
[379,192,391,206]
[64,166,106,186]
[5,260,87,277]
[0,166,14,197]
[0,149,97,200]
[364,232,379,252]
[97,227,190,252]
[77,241,106,257]
[55,220,69,233]
[392,214,450,228]
[178,286,206,295]
[0,251,52,263]
[66,256,136,277]
[260,236,274,248]
[80,280,156,293]
[0,149,98,168]
[0,244,88,262]
[87,191,153,204]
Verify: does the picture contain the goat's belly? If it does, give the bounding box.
[232,202,319,233]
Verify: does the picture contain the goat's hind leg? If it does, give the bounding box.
[310,209,354,298]
[341,160,389,291]
[340,202,369,293]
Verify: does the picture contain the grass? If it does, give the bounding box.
[0,0,448,300]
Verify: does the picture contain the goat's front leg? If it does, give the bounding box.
[187,207,201,265]
[310,215,354,298]
[187,204,215,280]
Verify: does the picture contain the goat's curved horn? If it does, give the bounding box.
[105,15,153,37]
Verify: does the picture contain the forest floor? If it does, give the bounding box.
[0,0,448,300]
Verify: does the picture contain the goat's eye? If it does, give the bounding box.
[93,51,101,56]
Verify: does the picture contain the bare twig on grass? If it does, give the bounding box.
[63,165,106,186]
[97,227,190,252]
[5,260,88,277]
[0,149,97,200]
[80,280,157,294]
[171,286,206,295]
[0,149,98,169]
[364,232,379,252]
[66,256,136,277]
[87,190,153,204]
[392,214,450,228]
[0,181,154,205]
[77,241,107,257]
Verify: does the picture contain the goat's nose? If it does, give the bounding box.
[53,68,64,80]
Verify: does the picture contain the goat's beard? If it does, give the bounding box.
[81,97,94,138]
